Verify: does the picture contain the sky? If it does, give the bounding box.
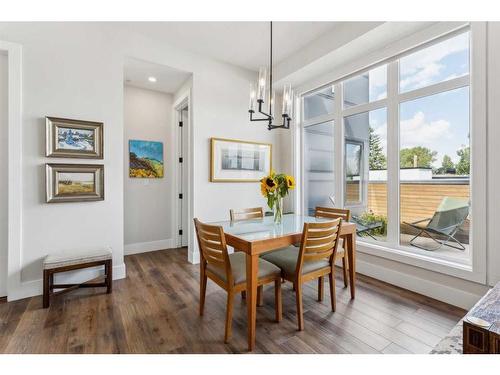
[369,31,470,168]
[129,140,164,161]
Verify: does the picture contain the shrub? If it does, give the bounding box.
[357,211,387,237]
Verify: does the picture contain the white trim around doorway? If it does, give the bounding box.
[172,87,195,263]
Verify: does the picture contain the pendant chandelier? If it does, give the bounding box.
[248,21,294,130]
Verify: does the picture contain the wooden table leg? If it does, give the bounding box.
[346,233,356,299]
[246,253,259,351]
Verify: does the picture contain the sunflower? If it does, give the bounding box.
[286,175,296,189]
[264,176,277,192]
[260,180,268,197]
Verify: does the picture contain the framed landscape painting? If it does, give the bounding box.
[129,140,164,178]
[46,117,103,159]
[46,163,104,203]
[210,138,272,182]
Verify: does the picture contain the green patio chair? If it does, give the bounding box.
[403,197,469,251]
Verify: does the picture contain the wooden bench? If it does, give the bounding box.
[43,248,113,308]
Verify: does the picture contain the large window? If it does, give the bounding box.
[399,32,469,93]
[344,108,388,242]
[304,121,335,216]
[399,87,470,255]
[301,29,472,265]
[303,86,335,121]
[343,65,387,107]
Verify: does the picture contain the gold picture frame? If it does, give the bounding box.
[46,163,104,203]
[46,116,104,159]
[210,137,272,182]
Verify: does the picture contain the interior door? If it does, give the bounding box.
[0,52,8,297]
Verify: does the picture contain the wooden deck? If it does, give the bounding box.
[0,248,466,354]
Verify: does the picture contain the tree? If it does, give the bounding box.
[456,146,470,175]
[400,146,437,168]
[436,154,455,174]
[441,155,454,170]
[369,126,387,170]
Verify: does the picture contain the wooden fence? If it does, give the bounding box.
[366,181,469,224]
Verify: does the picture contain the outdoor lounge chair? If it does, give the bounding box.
[403,197,469,251]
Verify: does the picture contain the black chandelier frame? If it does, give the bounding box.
[248,21,292,130]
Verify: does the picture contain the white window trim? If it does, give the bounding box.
[295,22,487,283]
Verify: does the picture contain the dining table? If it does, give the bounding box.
[210,214,357,351]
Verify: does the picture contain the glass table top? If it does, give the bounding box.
[210,214,333,242]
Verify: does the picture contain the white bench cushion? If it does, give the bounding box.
[43,247,112,270]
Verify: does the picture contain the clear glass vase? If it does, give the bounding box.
[274,197,283,224]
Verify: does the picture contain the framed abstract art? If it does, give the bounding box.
[210,138,272,182]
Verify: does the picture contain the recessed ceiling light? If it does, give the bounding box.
[148,76,157,83]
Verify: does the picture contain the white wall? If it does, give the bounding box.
[0,24,128,300]
[0,22,284,299]
[0,52,7,297]
[124,85,174,254]
[117,30,283,263]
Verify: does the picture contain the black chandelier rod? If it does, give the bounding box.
[269,21,272,117]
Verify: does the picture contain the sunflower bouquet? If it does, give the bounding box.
[260,170,295,224]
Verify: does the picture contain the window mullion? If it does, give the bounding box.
[386,60,400,245]
[342,98,388,118]
[334,83,344,207]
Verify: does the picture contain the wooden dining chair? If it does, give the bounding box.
[229,207,264,221]
[315,206,351,288]
[229,207,265,303]
[262,218,342,330]
[194,218,282,343]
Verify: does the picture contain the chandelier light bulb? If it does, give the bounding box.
[257,66,267,101]
[249,83,257,112]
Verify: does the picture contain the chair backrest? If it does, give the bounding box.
[297,218,342,275]
[427,197,469,234]
[229,207,264,221]
[193,218,232,284]
[315,206,351,221]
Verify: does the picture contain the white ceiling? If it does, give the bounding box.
[121,22,339,71]
[124,57,191,94]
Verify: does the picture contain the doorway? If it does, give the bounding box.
[176,102,189,247]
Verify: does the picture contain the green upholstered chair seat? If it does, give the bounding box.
[262,246,330,277]
[206,251,281,285]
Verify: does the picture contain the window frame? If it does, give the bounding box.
[296,23,487,283]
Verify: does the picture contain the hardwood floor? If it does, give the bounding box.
[0,248,466,354]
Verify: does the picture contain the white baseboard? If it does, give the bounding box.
[188,248,200,264]
[356,258,485,310]
[7,263,126,302]
[124,239,175,255]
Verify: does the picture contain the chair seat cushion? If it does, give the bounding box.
[43,247,112,270]
[262,246,330,277]
[206,252,281,285]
